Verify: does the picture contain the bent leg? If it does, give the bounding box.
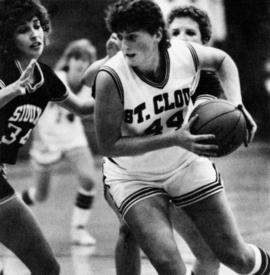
[115,221,141,275]
[170,205,220,275]
[22,162,52,204]
[0,196,59,275]
[183,191,260,274]
[104,183,141,275]
[124,195,187,275]
[67,147,97,245]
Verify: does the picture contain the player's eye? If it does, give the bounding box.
[34,23,41,30]
[126,34,136,42]
[16,25,29,34]
[33,19,41,30]
[186,30,197,36]
[117,34,123,41]
[172,30,180,37]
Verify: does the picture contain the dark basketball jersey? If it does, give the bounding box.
[0,60,68,164]
[192,70,224,102]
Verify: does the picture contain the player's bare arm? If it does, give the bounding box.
[58,91,94,116]
[194,43,257,143]
[83,33,121,88]
[95,71,218,157]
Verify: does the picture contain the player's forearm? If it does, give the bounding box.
[0,82,23,109]
[216,55,243,105]
[97,131,176,157]
[59,93,94,116]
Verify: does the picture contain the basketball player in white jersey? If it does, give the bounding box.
[21,39,98,246]
[93,0,269,275]
[84,16,221,275]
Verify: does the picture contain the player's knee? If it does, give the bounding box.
[195,248,220,269]
[119,223,136,242]
[196,255,220,271]
[35,189,49,202]
[151,251,182,274]
[216,247,253,273]
[78,174,95,190]
[194,258,220,275]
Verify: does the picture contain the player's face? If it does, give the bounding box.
[118,30,160,70]
[13,17,44,62]
[68,56,91,84]
[169,17,203,44]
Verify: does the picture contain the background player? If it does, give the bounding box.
[21,39,98,246]
[0,0,95,273]
[93,0,263,274]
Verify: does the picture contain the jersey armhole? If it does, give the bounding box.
[99,66,124,104]
[186,43,199,72]
[0,79,6,89]
[50,91,70,103]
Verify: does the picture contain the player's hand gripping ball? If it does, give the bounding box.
[189,99,247,157]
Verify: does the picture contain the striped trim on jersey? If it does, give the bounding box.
[103,182,122,220]
[171,165,223,207]
[190,70,201,95]
[15,60,45,93]
[119,187,168,217]
[255,248,270,275]
[196,94,218,102]
[0,79,5,89]
[133,50,170,89]
[187,43,199,72]
[99,66,124,104]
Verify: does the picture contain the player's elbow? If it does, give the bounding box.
[96,139,117,157]
[97,143,113,157]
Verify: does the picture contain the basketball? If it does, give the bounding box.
[189,99,247,157]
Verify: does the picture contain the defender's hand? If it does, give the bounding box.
[16,59,36,95]
[106,33,121,58]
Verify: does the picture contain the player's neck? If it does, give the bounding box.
[134,51,166,83]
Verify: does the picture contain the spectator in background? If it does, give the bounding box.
[0,0,95,273]
[22,39,98,246]
[167,5,224,104]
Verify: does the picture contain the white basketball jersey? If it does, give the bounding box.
[102,41,201,179]
[34,71,93,151]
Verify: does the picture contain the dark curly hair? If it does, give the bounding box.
[105,0,170,51]
[167,6,212,44]
[0,0,50,59]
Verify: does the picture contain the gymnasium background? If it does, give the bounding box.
[19,0,270,159]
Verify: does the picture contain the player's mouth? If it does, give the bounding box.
[126,53,136,59]
[30,41,42,50]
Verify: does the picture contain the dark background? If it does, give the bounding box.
[19,0,270,158]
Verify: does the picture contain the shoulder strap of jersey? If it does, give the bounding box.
[186,43,199,72]
[99,65,124,104]
[0,79,5,88]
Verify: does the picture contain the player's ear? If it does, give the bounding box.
[155,27,163,43]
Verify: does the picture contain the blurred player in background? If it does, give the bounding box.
[92,0,264,274]
[21,39,98,246]
[0,0,95,273]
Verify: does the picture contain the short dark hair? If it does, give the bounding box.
[167,6,212,44]
[0,0,50,59]
[105,0,170,51]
